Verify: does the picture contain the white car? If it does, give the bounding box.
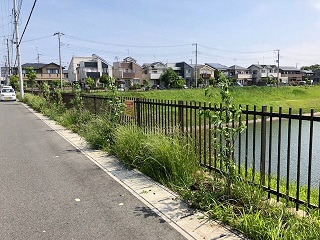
[0,88,16,101]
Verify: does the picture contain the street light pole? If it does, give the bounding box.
[275,49,280,87]
[192,43,197,88]
[13,0,24,98]
[54,32,64,90]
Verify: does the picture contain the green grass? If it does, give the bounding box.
[92,85,320,113]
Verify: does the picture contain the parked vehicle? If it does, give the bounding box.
[0,87,16,101]
[151,85,164,90]
[117,87,125,92]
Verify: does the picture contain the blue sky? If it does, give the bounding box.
[1,0,320,69]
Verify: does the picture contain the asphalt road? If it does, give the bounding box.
[0,101,186,240]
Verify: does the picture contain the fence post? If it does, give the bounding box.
[93,95,97,115]
[178,100,184,132]
[260,105,267,186]
[136,98,141,127]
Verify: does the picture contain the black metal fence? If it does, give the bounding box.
[62,93,320,210]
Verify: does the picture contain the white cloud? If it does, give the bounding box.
[310,0,320,11]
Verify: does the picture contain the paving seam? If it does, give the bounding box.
[23,103,244,240]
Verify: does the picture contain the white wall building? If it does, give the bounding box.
[68,54,113,83]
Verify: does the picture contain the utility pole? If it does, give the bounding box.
[54,32,63,90]
[13,0,24,98]
[192,43,197,87]
[36,47,41,63]
[275,49,280,87]
[6,39,11,85]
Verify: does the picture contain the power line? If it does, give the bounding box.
[19,0,37,45]
[64,34,192,48]
[198,44,274,54]
[22,34,53,42]
[281,50,320,57]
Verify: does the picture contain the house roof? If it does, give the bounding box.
[301,70,313,74]
[22,63,47,69]
[205,63,229,70]
[123,56,137,63]
[229,65,248,70]
[261,64,277,68]
[142,61,166,69]
[195,64,205,69]
[248,64,278,69]
[279,66,300,71]
[22,62,62,69]
[248,64,263,69]
[92,54,112,66]
[176,61,193,69]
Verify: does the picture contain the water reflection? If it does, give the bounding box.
[235,118,320,187]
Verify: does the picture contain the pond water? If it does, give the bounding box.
[235,119,320,188]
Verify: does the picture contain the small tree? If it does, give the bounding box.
[198,77,204,87]
[70,82,83,111]
[40,82,51,104]
[85,77,95,89]
[160,68,179,88]
[25,67,37,92]
[100,74,112,88]
[143,79,150,90]
[105,77,125,124]
[209,77,216,86]
[9,75,19,90]
[170,78,185,89]
[201,70,246,197]
[52,79,61,89]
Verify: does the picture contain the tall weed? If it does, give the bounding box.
[112,126,199,187]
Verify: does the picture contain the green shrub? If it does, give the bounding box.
[58,109,93,133]
[82,116,114,151]
[112,126,199,187]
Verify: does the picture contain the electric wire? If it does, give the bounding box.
[22,34,53,43]
[19,0,37,45]
[64,34,192,48]
[198,44,274,53]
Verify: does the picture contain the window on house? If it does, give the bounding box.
[47,69,59,74]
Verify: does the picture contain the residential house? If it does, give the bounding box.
[279,66,302,85]
[163,62,193,87]
[311,69,320,84]
[228,65,252,85]
[68,56,93,82]
[194,64,215,86]
[205,63,229,78]
[174,62,193,87]
[142,62,166,86]
[68,54,113,86]
[113,57,143,88]
[301,70,313,82]
[21,62,65,85]
[247,64,280,85]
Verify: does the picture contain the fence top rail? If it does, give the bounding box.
[74,94,320,122]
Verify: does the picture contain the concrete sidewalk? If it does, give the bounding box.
[26,103,244,240]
